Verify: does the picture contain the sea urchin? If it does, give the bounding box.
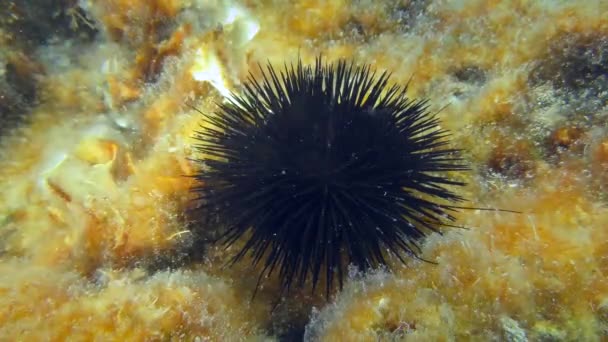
[192,56,468,297]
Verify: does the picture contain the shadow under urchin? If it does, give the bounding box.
[191,56,469,297]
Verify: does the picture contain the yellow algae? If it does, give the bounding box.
[0,262,270,340]
[106,75,141,106]
[308,190,608,340]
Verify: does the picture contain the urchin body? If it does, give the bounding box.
[192,57,467,296]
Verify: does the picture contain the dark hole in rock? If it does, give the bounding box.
[1,0,98,46]
[488,154,534,180]
[452,65,487,85]
[0,54,44,137]
[0,87,28,136]
[392,0,431,31]
[344,17,366,38]
[528,33,608,115]
[5,56,41,104]
[544,125,586,160]
[529,34,608,91]
[486,140,537,181]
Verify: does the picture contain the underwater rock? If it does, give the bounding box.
[1,0,97,45]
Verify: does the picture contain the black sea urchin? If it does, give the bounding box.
[191,56,468,297]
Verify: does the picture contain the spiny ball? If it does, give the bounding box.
[192,56,468,297]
